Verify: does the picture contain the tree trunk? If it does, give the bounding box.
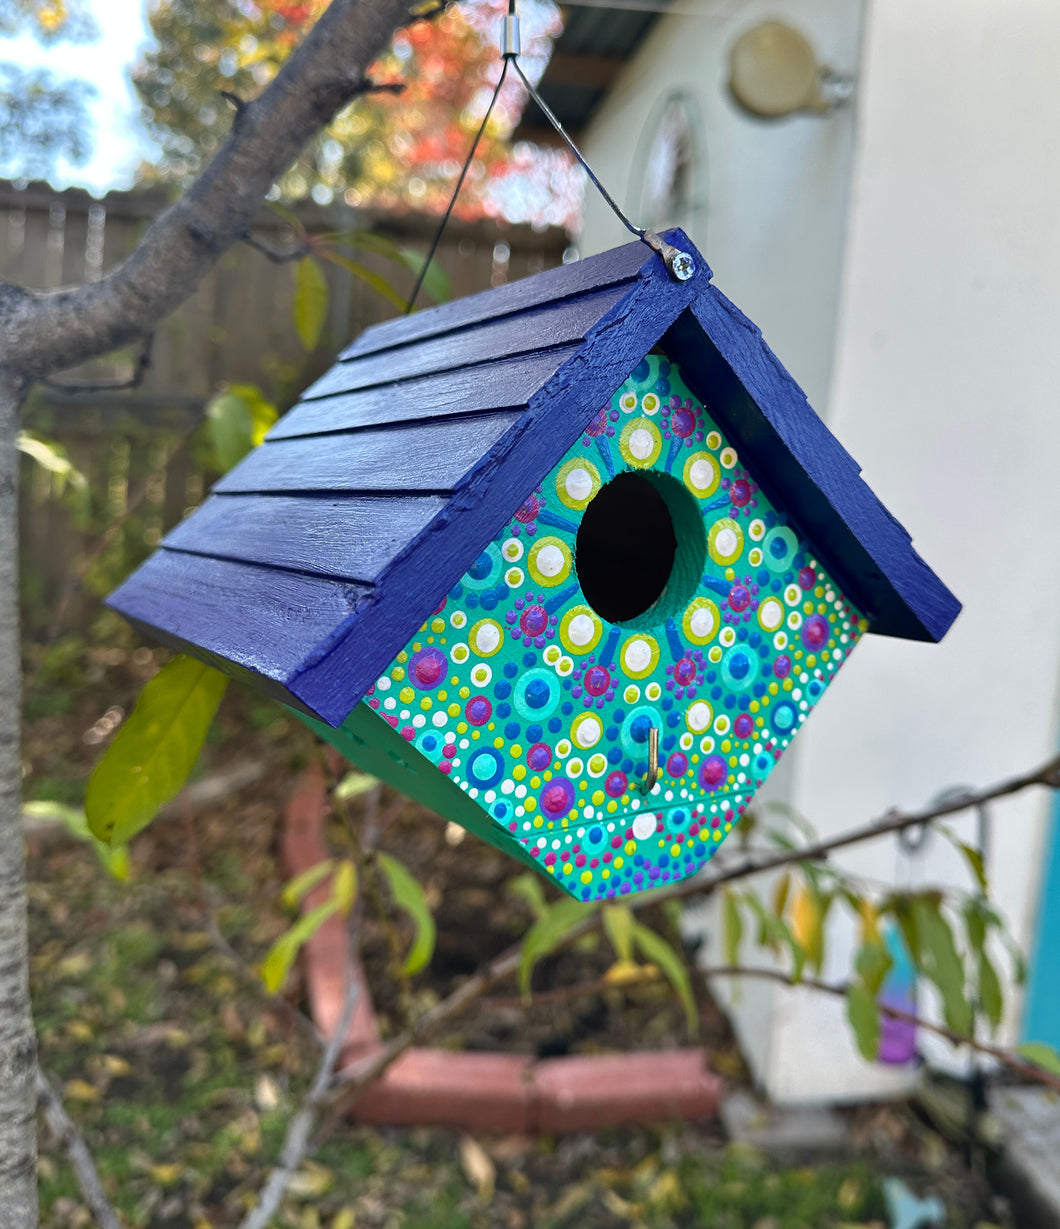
[0,373,36,1227]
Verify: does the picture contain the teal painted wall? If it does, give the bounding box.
[1023,797,1060,1048]
[350,355,866,901]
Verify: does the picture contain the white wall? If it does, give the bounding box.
[579,0,1060,1102]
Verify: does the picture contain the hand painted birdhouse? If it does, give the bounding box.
[108,230,959,902]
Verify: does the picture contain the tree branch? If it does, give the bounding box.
[40,333,153,395]
[240,230,310,264]
[0,0,423,387]
[36,1069,123,1229]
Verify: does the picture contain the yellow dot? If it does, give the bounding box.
[436,689,447,702]
[625,841,637,855]
[728,756,737,768]
[721,739,731,754]
[530,776,540,789]
[769,682,779,696]
[544,770,552,781]
[488,723,496,732]
[547,866,555,875]
[614,857,624,869]
[427,636,434,645]
[725,567,735,580]
[699,829,710,841]
[691,753,700,764]
[749,701,759,714]
[431,618,445,633]
[607,801,617,813]
[457,722,468,733]
[815,586,825,598]
[756,716,766,727]
[783,678,793,692]
[399,686,414,704]
[525,797,537,813]
[392,667,405,682]
[563,863,573,875]
[472,730,481,740]
[670,843,680,857]
[579,781,587,791]
[397,651,408,664]
[713,830,722,842]
[513,764,526,781]
[581,871,592,884]
[821,651,831,662]
[420,698,431,711]
[601,869,610,880]
[458,685,468,697]
[533,815,542,827]
[510,744,523,759]
[448,704,460,718]
[658,839,666,848]
[592,790,604,806]
[621,794,630,807]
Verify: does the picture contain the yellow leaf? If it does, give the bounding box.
[63,1079,101,1104]
[330,1211,356,1229]
[287,1163,334,1198]
[459,1135,495,1202]
[101,1054,132,1076]
[150,1164,182,1188]
[603,959,652,987]
[56,951,92,977]
[332,859,357,916]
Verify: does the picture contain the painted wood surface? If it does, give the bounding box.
[302,284,631,401]
[337,235,672,361]
[270,348,579,438]
[107,549,369,684]
[163,492,447,583]
[214,410,524,495]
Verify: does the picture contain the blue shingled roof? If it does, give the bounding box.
[108,229,960,726]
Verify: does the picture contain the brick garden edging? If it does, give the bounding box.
[284,761,724,1133]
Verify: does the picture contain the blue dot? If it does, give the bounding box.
[494,681,512,699]
[469,552,492,580]
[481,594,497,611]
[497,702,511,718]
[753,683,767,697]
[666,712,681,728]
[737,627,748,642]
[729,652,751,681]
[662,697,674,712]
[630,714,653,744]
[622,758,634,773]
[663,734,676,751]
[793,553,806,569]
[758,645,771,659]
[588,825,604,845]
[757,571,770,586]
[526,724,543,742]
[561,701,574,716]
[711,686,722,700]
[525,680,551,709]
[503,662,518,679]
[548,717,563,734]
[749,633,761,648]
[724,694,736,709]
[605,726,619,742]
[705,672,717,684]
[505,721,520,739]
[613,709,626,722]
[634,854,645,867]
[770,536,788,559]
[523,651,537,667]
[608,747,622,764]
[739,697,750,710]
[466,594,479,609]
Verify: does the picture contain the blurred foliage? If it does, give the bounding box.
[131,0,581,226]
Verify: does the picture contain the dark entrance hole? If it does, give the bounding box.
[575,472,677,623]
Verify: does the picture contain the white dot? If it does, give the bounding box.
[632,813,656,840]
[501,780,515,795]
[715,527,738,557]
[689,459,714,490]
[759,599,783,631]
[624,638,653,673]
[376,677,391,692]
[535,544,565,577]
[690,607,715,638]
[412,713,426,728]
[432,711,447,727]
[629,428,654,460]
[568,614,596,646]
[687,701,712,732]
[474,623,500,654]
[575,717,602,748]
[564,467,594,501]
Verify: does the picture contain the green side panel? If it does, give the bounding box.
[353,355,866,902]
[298,701,546,877]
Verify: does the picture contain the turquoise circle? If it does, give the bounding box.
[720,644,759,692]
[462,542,504,591]
[514,667,561,721]
[763,526,799,573]
[620,704,663,757]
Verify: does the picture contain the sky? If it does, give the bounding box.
[5,0,157,193]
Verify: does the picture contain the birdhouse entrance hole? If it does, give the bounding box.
[575,470,705,626]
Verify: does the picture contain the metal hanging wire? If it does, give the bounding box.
[405,0,695,313]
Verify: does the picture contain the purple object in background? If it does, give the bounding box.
[877,923,917,1064]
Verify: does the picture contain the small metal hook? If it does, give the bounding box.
[638,726,660,796]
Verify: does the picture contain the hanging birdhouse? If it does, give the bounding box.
[108,231,959,901]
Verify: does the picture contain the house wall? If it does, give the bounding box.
[579,0,1060,1101]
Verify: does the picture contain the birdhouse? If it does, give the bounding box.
[108,230,959,901]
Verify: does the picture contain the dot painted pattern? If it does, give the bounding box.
[364,355,867,901]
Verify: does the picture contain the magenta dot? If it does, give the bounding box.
[515,495,540,524]
[527,742,552,771]
[670,406,696,437]
[672,656,696,686]
[667,752,689,777]
[734,713,754,739]
[728,584,752,613]
[798,566,817,591]
[773,655,792,680]
[520,605,548,636]
[801,614,829,650]
[730,479,752,507]
[438,761,451,775]
[699,756,727,790]
[465,696,492,726]
[585,407,608,437]
[401,726,416,742]
[541,780,575,817]
[605,770,628,798]
[442,743,457,759]
[411,647,446,689]
[583,665,611,696]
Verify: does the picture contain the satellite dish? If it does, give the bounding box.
[728,20,852,119]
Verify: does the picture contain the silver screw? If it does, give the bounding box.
[668,250,696,282]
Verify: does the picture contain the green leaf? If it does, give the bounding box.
[334,771,379,803]
[1018,1041,1060,1078]
[963,897,987,953]
[722,889,744,966]
[519,898,594,998]
[912,896,973,1035]
[23,800,130,881]
[602,904,635,963]
[507,872,549,921]
[261,900,339,994]
[631,921,698,1038]
[854,941,894,998]
[397,245,450,304]
[846,980,880,1061]
[775,917,806,984]
[324,230,451,304]
[332,859,357,916]
[206,383,278,471]
[280,859,335,911]
[85,656,227,846]
[376,852,435,976]
[957,842,988,894]
[772,871,791,919]
[294,255,329,350]
[978,948,1003,1033]
[16,430,86,492]
[317,250,406,311]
